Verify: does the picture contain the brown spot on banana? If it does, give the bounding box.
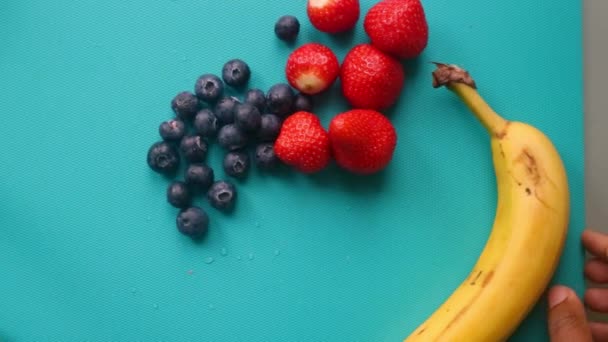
[516,149,541,185]
[498,143,506,158]
[470,270,483,286]
[495,121,511,139]
[482,270,494,288]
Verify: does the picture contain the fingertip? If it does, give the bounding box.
[548,285,572,309]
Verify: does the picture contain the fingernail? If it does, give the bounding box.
[548,286,570,309]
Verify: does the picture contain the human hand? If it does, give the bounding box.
[547,229,608,341]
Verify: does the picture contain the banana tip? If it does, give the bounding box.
[431,62,477,89]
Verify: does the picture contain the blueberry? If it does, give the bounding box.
[244,88,267,112]
[193,109,219,138]
[167,181,192,208]
[274,15,300,42]
[147,141,180,175]
[217,124,248,151]
[223,151,250,178]
[257,114,282,142]
[176,206,209,239]
[214,96,241,125]
[207,181,237,211]
[171,91,199,121]
[179,135,208,163]
[159,119,186,142]
[185,164,215,192]
[222,59,251,88]
[266,83,295,117]
[234,103,261,133]
[194,74,224,103]
[255,143,280,169]
[293,93,314,113]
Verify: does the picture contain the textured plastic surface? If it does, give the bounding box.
[0,0,583,341]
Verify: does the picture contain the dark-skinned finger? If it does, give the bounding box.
[590,322,608,342]
[582,229,608,262]
[584,258,608,283]
[547,285,593,342]
[585,288,608,313]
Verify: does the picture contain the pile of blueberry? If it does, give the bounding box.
[146,58,313,240]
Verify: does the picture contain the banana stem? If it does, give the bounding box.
[432,63,508,137]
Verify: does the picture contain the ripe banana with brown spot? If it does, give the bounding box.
[403,63,570,341]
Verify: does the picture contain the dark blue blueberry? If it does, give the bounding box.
[147,141,180,175]
[194,74,224,103]
[293,93,314,113]
[171,91,199,121]
[266,83,295,117]
[159,119,186,142]
[257,114,282,142]
[176,206,209,239]
[214,96,241,125]
[222,59,251,88]
[223,151,250,178]
[244,88,267,112]
[167,181,192,209]
[193,109,219,138]
[179,135,208,163]
[274,15,300,42]
[255,143,280,169]
[234,103,261,133]
[217,124,248,151]
[207,180,237,211]
[185,164,215,192]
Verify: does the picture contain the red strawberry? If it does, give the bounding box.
[340,44,405,111]
[274,111,331,173]
[307,0,360,34]
[286,43,340,95]
[329,109,397,174]
[364,0,429,59]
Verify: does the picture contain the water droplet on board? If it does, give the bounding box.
[346,255,352,262]
[145,216,151,222]
[204,257,215,264]
[153,303,159,310]
[208,303,215,310]
[181,56,189,62]
[248,253,255,260]
[130,287,137,294]
[255,221,261,228]
[236,255,242,260]
[220,248,228,256]
[274,250,281,256]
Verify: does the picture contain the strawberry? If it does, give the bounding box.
[340,44,405,111]
[274,111,331,173]
[285,43,340,95]
[364,0,429,59]
[329,109,397,174]
[307,0,360,34]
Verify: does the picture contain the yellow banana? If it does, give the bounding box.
[404,63,570,341]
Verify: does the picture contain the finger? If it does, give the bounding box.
[547,285,593,342]
[584,258,608,283]
[582,229,608,261]
[585,288,608,313]
[590,322,608,341]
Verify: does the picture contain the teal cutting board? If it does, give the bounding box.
[0,0,583,341]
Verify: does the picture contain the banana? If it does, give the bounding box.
[403,63,570,341]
